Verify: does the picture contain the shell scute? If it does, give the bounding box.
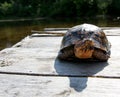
[59,23,111,61]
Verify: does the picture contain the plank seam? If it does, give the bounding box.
[0,71,120,79]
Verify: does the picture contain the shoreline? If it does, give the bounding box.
[0,17,46,22]
[0,16,119,23]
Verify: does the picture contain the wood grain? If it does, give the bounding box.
[0,36,120,77]
[0,74,120,97]
[0,33,120,97]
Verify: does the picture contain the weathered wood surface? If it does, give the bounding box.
[0,74,120,97]
[0,36,120,77]
[32,27,120,36]
[0,32,120,97]
[44,27,120,31]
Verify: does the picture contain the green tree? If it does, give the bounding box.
[96,0,112,16]
[49,0,76,17]
[0,1,13,16]
[73,0,98,17]
[39,0,56,17]
[0,0,120,19]
[107,0,120,16]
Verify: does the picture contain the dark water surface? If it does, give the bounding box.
[0,18,120,50]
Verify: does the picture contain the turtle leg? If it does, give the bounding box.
[92,48,110,61]
[58,47,74,60]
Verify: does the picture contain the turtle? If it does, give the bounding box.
[58,23,111,61]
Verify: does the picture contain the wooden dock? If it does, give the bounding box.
[0,28,120,97]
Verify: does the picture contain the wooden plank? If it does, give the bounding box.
[0,36,120,77]
[104,29,120,36]
[44,28,69,31]
[31,28,120,36]
[31,30,66,37]
[13,36,62,48]
[44,27,120,31]
[30,33,63,37]
[0,74,120,97]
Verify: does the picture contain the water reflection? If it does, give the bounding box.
[0,18,120,50]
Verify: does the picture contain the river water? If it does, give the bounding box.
[0,18,120,50]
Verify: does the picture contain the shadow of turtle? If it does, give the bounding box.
[54,58,109,92]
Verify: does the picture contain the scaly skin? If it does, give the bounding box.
[58,46,74,60]
[74,40,94,59]
[92,49,109,61]
[58,40,109,61]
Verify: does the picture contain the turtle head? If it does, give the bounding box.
[74,39,94,59]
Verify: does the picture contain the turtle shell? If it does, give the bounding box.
[60,23,111,53]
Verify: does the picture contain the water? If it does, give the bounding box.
[0,18,120,50]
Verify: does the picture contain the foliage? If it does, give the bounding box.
[96,0,112,15]
[73,0,98,17]
[0,0,120,19]
[49,0,77,17]
[0,1,13,16]
[107,0,120,16]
